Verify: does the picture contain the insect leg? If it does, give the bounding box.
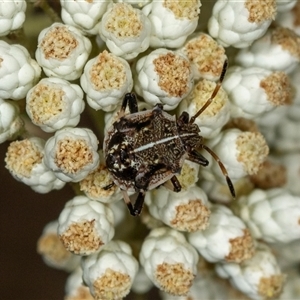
[187,150,209,166]
[170,175,181,192]
[132,191,145,216]
[189,59,228,124]
[103,182,115,190]
[121,93,138,114]
[121,190,138,216]
[200,144,236,198]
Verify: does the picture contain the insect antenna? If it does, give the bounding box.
[201,144,236,198]
[189,59,228,124]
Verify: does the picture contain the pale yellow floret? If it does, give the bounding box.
[163,0,200,20]
[40,26,78,60]
[154,52,192,97]
[65,286,94,300]
[105,3,143,38]
[5,139,43,178]
[89,51,126,91]
[249,160,287,189]
[258,274,285,299]
[260,71,292,106]
[236,132,269,175]
[245,0,276,24]
[93,268,132,300]
[55,138,93,174]
[187,79,228,117]
[176,161,198,190]
[60,220,103,254]
[184,34,226,78]
[37,233,72,263]
[226,229,255,263]
[155,262,195,296]
[271,26,300,59]
[171,199,210,232]
[27,83,65,124]
[80,163,118,199]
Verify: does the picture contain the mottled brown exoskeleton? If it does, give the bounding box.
[104,60,235,216]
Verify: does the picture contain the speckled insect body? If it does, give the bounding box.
[104,60,235,216]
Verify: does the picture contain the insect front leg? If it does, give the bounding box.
[170,175,181,192]
[121,93,138,114]
[121,190,144,216]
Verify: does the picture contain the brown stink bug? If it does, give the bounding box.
[103,59,235,216]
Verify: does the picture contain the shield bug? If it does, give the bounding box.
[104,59,235,216]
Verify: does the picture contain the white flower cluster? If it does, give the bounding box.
[2,1,300,300]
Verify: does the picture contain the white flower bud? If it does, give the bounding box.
[139,227,198,296]
[142,0,201,48]
[5,137,66,193]
[0,99,23,143]
[208,0,276,48]
[178,78,230,139]
[37,220,81,272]
[0,40,41,100]
[135,48,194,110]
[0,0,26,36]
[276,2,300,35]
[234,188,300,243]
[145,185,210,232]
[35,23,92,80]
[222,66,292,119]
[82,240,138,299]
[65,267,93,300]
[60,0,110,35]
[100,3,151,60]
[236,26,300,74]
[276,0,297,12]
[43,127,99,182]
[203,129,269,183]
[58,195,115,255]
[26,77,85,132]
[189,204,255,263]
[216,243,285,300]
[131,266,154,295]
[114,0,151,8]
[179,32,227,81]
[80,50,133,111]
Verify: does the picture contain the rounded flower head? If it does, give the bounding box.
[60,0,110,35]
[135,48,194,110]
[80,50,133,111]
[26,77,85,132]
[222,66,292,119]
[37,220,81,272]
[139,227,198,296]
[0,99,23,143]
[143,0,201,48]
[208,0,276,48]
[58,195,115,255]
[236,26,300,74]
[5,137,66,193]
[0,0,26,37]
[100,3,151,60]
[35,23,92,80]
[82,240,138,299]
[179,32,227,81]
[0,40,41,100]
[43,127,99,182]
